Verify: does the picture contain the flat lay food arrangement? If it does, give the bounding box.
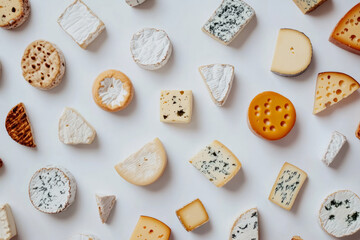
[0,0,359,239]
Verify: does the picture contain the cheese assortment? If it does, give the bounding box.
[322,131,347,166]
[176,199,209,232]
[0,0,30,29]
[0,204,17,240]
[292,0,328,14]
[95,194,116,224]
[160,90,193,123]
[230,208,259,240]
[130,216,171,240]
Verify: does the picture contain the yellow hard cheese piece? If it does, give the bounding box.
[269,162,307,210]
[292,0,327,14]
[176,199,209,231]
[271,28,312,76]
[130,216,171,240]
[160,90,192,123]
[248,91,296,141]
[313,72,359,114]
[330,3,360,55]
[0,204,17,240]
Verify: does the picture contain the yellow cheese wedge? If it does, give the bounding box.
[130,216,171,240]
[313,72,359,114]
[271,28,312,76]
[176,199,209,232]
[329,3,360,55]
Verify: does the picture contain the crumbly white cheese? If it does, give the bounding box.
[322,131,347,166]
[130,28,172,70]
[95,194,116,224]
[319,190,360,237]
[125,0,147,7]
[0,204,17,240]
[230,208,258,240]
[98,78,128,107]
[70,234,100,240]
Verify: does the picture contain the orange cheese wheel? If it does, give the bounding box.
[248,91,296,141]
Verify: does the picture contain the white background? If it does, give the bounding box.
[0,0,359,239]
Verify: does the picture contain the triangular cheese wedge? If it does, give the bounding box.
[199,64,234,106]
[313,72,359,114]
[58,107,96,144]
[329,3,360,55]
[95,194,116,223]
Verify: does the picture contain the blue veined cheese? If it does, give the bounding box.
[319,190,360,238]
[292,0,328,14]
[269,162,307,210]
[322,131,347,166]
[0,204,17,240]
[189,140,241,187]
[230,208,258,240]
[202,0,255,45]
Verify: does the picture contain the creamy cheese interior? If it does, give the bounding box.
[98,78,128,107]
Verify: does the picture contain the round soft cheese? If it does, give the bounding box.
[229,208,259,240]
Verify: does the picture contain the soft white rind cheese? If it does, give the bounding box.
[95,194,116,224]
[58,0,105,49]
[59,107,96,145]
[125,0,147,7]
[0,204,17,240]
[199,64,234,106]
[98,78,128,108]
[322,131,347,166]
[319,190,360,237]
[130,28,172,70]
[70,234,100,240]
[230,208,258,240]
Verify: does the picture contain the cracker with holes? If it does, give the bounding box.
[160,90,193,123]
[0,0,30,29]
[21,40,65,90]
[248,91,296,141]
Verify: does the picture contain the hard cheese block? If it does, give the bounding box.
[269,162,307,210]
[160,90,192,123]
[322,131,346,166]
[313,72,359,114]
[292,0,328,14]
[130,216,171,240]
[230,208,258,240]
[202,0,255,45]
[0,204,17,240]
[329,3,360,55]
[248,91,296,141]
[319,190,360,237]
[271,28,312,76]
[189,140,241,187]
[176,199,209,232]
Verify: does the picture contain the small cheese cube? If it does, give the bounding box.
[0,204,17,240]
[130,216,171,240]
[160,90,192,123]
[322,131,347,166]
[292,0,327,14]
[176,199,209,232]
[269,162,307,210]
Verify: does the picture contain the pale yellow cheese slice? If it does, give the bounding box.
[176,199,209,231]
[130,216,171,240]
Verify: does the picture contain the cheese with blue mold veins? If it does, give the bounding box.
[0,204,17,240]
[230,208,258,240]
[293,0,328,14]
[202,0,255,45]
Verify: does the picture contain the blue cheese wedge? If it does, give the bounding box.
[269,162,307,210]
[28,166,77,214]
[0,204,17,240]
[202,0,255,45]
[189,140,241,187]
[160,90,193,124]
[230,208,258,240]
[319,190,360,238]
[322,131,347,166]
[292,0,328,14]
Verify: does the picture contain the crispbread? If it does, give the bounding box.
[5,103,36,148]
[21,40,65,90]
[0,0,30,29]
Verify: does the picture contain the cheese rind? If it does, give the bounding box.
[189,140,241,187]
[292,0,328,14]
[313,72,359,114]
[0,204,17,240]
[95,194,116,224]
[229,208,258,240]
[176,199,209,232]
[160,90,193,124]
[202,0,255,45]
[319,190,360,237]
[199,64,234,106]
[269,162,307,210]
[271,28,312,76]
[322,131,347,166]
[356,122,360,140]
[291,237,303,240]
[130,216,171,240]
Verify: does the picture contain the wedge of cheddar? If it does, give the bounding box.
[271,28,312,76]
[329,3,360,55]
[130,216,171,240]
[313,72,359,114]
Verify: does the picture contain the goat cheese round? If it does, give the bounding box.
[319,190,360,237]
[229,208,259,240]
[29,166,77,214]
[130,28,172,70]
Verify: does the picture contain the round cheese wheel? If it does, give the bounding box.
[248,91,296,141]
[0,0,30,29]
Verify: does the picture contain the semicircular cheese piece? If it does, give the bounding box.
[199,64,234,106]
[248,91,296,141]
[319,190,360,238]
[92,70,134,112]
[229,208,259,240]
[130,216,171,240]
[271,28,312,76]
[313,72,359,114]
[130,28,172,70]
[125,0,147,7]
[114,138,167,186]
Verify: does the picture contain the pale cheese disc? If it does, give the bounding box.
[230,208,259,240]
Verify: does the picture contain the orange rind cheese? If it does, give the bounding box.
[248,91,296,141]
[356,122,360,140]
